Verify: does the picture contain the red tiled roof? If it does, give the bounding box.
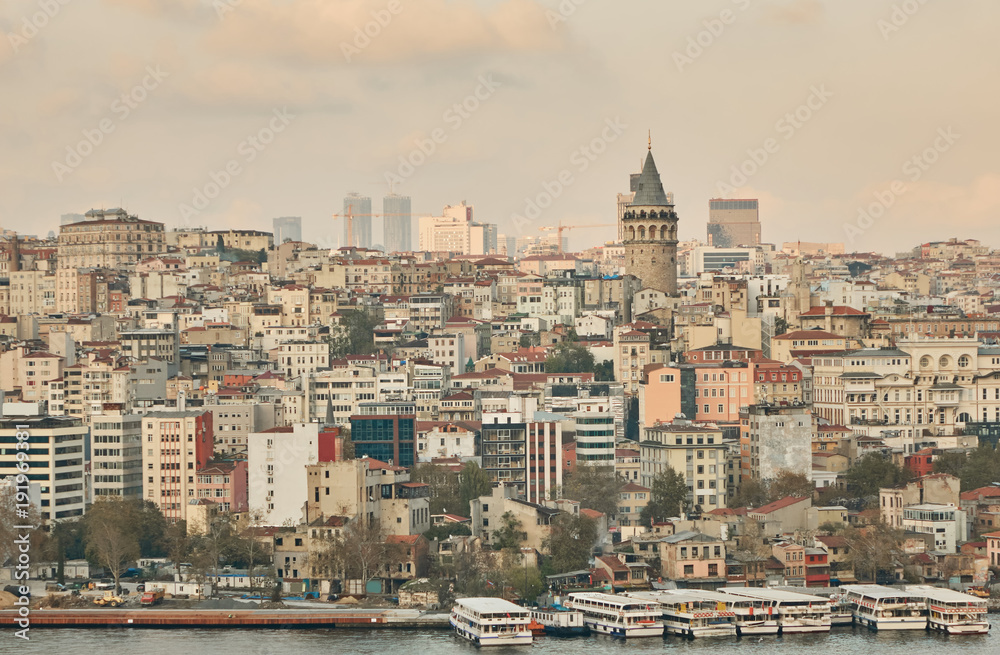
[751,495,810,514]
[621,482,650,493]
[800,305,868,316]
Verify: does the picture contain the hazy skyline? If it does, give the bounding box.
[1,0,997,253]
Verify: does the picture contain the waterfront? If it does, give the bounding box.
[7,624,997,654]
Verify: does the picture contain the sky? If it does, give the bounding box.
[0,0,997,254]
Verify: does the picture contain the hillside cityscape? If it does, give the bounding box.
[3,153,1000,607]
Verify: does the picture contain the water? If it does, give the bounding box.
[8,626,998,655]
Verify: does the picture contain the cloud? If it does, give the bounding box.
[764,0,825,25]
[204,0,566,65]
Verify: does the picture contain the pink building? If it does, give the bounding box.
[196,460,248,513]
[640,362,754,427]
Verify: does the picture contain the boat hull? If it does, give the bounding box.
[856,616,927,631]
[736,620,780,635]
[542,626,590,637]
[930,620,990,635]
[586,620,664,638]
[451,617,533,647]
[665,623,736,638]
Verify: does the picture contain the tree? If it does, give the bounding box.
[327,309,379,359]
[844,452,912,500]
[545,342,595,374]
[593,360,615,381]
[543,514,597,574]
[774,317,788,336]
[491,512,524,555]
[0,484,42,568]
[423,522,472,542]
[562,466,622,518]
[84,497,142,594]
[769,470,814,502]
[730,519,772,586]
[730,477,769,509]
[640,468,688,525]
[312,519,401,591]
[162,520,190,575]
[459,461,491,508]
[220,510,274,599]
[215,234,225,254]
[843,522,903,583]
[411,463,462,515]
[932,444,1000,491]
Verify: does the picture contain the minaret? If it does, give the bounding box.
[622,136,679,295]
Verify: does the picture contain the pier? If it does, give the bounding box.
[0,608,452,630]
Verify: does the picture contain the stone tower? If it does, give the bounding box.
[622,142,679,295]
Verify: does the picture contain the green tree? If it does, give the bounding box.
[562,466,622,518]
[423,523,472,542]
[459,461,491,508]
[933,444,1000,491]
[543,514,597,574]
[491,512,524,554]
[327,309,379,358]
[215,234,225,254]
[545,342,595,374]
[593,360,615,381]
[932,451,967,478]
[844,452,912,500]
[640,467,688,525]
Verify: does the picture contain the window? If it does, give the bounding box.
[683,564,694,575]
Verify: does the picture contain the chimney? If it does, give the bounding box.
[177,390,186,412]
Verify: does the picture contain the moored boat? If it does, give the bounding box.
[720,587,831,633]
[529,607,590,637]
[841,584,927,631]
[627,590,737,639]
[566,592,664,638]
[450,597,533,647]
[906,586,990,635]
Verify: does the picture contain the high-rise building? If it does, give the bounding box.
[90,408,143,499]
[0,403,87,522]
[141,409,214,522]
[707,199,761,247]
[382,194,411,253]
[343,192,372,249]
[272,216,302,245]
[622,144,679,294]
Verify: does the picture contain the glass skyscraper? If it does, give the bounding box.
[383,193,411,253]
[343,192,372,248]
[272,216,302,245]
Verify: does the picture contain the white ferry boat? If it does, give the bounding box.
[627,590,737,638]
[906,586,990,635]
[672,589,779,635]
[529,607,589,637]
[828,594,854,626]
[841,585,928,631]
[450,597,533,647]
[720,587,831,633]
[566,592,664,638]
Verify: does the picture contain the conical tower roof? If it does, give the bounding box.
[630,150,670,207]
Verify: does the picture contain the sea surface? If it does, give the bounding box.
[6,625,998,655]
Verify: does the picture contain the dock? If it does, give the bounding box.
[0,608,452,630]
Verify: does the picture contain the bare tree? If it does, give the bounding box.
[312,519,400,593]
[84,497,141,595]
[235,509,273,598]
[844,522,903,582]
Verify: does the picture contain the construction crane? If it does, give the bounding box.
[331,208,432,250]
[539,222,618,254]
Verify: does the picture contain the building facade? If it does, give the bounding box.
[622,146,679,295]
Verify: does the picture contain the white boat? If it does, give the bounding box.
[627,590,737,638]
[906,586,990,635]
[841,584,927,631]
[828,594,854,626]
[668,589,779,635]
[720,587,831,633]
[566,592,664,638]
[450,597,533,647]
[529,607,589,637]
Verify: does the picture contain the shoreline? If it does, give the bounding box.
[0,608,452,630]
